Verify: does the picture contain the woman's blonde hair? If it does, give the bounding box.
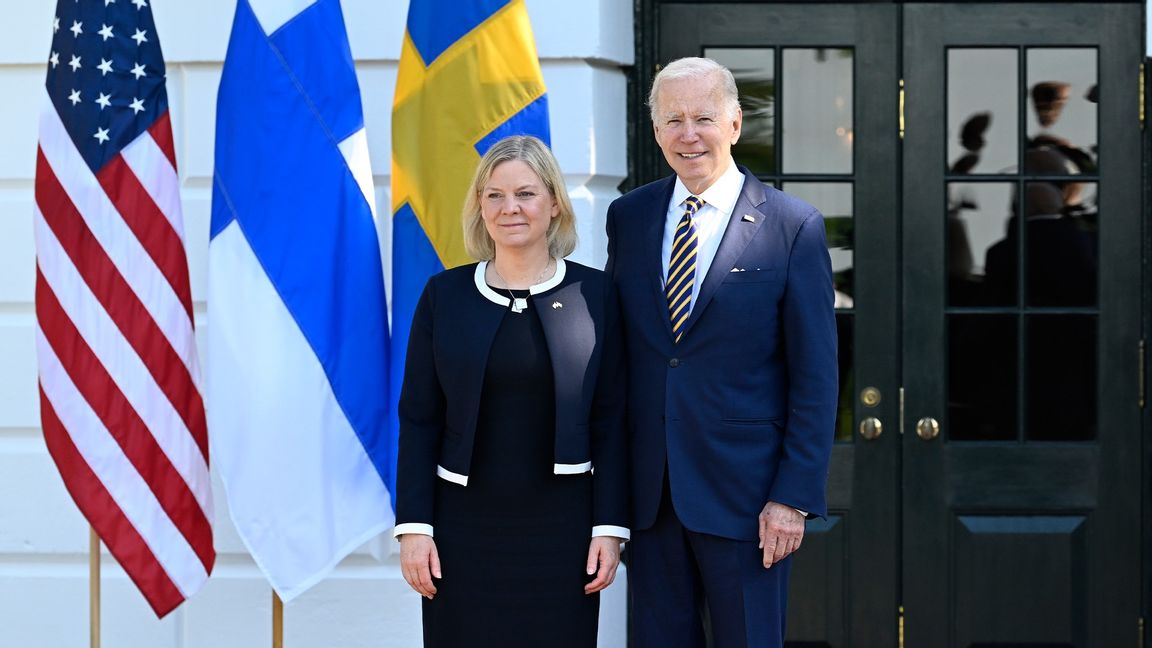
[462,135,577,261]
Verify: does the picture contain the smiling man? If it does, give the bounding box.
[605,57,838,648]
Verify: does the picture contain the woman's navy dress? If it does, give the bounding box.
[422,288,598,647]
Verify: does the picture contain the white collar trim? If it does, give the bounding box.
[474,259,567,306]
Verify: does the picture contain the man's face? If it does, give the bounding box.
[653,73,742,195]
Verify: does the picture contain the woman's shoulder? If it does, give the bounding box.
[559,259,607,281]
[426,262,481,290]
[556,260,614,299]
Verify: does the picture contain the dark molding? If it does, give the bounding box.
[625,0,659,193]
[1143,55,1152,648]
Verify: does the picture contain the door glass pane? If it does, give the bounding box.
[947,182,1015,306]
[835,314,854,443]
[1026,315,1096,440]
[1025,48,1098,175]
[949,314,1018,441]
[783,182,854,306]
[1024,181,1098,307]
[782,48,853,174]
[782,182,854,443]
[706,48,776,175]
[947,49,1018,175]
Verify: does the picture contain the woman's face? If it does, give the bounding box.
[480,160,558,256]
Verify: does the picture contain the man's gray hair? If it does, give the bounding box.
[648,57,742,123]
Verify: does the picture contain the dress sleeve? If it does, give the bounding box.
[395,280,446,531]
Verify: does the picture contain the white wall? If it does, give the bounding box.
[0,0,633,645]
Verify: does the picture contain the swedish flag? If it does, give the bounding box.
[390,0,550,503]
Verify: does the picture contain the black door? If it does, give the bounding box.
[647,3,1145,646]
[902,4,1143,646]
[657,4,901,645]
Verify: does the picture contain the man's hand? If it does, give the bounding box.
[584,536,623,594]
[758,501,805,568]
[399,534,441,599]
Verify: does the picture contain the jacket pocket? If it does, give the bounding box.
[722,268,780,283]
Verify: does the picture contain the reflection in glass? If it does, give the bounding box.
[782,48,853,174]
[946,182,1014,306]
[1025,49,1098,175]
[783,182,854,306]
[947,49,1018,174]
[835,314,854,443]
[1027,315,1096,440]
[1024,181,1098,307]
[706,48,776,175]
[949,314,1017,441]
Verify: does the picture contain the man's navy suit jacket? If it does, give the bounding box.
[605,166,838,540]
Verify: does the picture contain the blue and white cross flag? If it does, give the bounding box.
[208,0,393,601]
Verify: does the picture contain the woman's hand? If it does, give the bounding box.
[584,536,622,594]
[399,534,441,599]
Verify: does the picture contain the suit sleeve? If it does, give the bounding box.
[589,279,629,538]
[604,201,618,280]
[394,280,445,535]
[770,208,838,519]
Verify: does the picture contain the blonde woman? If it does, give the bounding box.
[394,135,629,646]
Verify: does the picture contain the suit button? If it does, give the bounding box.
[668,358,679,368]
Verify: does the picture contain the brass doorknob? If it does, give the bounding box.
[916,417,940,440]
[859,417,883,440]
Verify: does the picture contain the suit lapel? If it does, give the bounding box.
[644,178,677,340]
[681,170,768,335]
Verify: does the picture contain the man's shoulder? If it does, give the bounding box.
[612,175,674,209]
[770,187,820,216]
[756,180,821,224]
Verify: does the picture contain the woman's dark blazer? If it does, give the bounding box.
[394,259,629,537]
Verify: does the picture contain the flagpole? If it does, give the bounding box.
[272,590,283,648]
[89,528,100,648]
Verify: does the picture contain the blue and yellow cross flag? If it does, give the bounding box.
[389,0,550,504]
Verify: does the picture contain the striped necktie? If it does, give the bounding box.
[666,195,703,343]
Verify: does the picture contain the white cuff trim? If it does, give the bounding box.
[393,523,434,539]
[436,465,469,486]
[554,461,592,475]
[592,525,630,541]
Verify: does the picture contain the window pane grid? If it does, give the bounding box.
[945,47,1099,443]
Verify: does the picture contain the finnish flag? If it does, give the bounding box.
[208,0,393,601]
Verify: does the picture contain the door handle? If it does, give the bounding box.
[915,417,940,441]
[859,417,883,440]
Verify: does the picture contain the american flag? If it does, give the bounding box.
[34,0,214,617]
